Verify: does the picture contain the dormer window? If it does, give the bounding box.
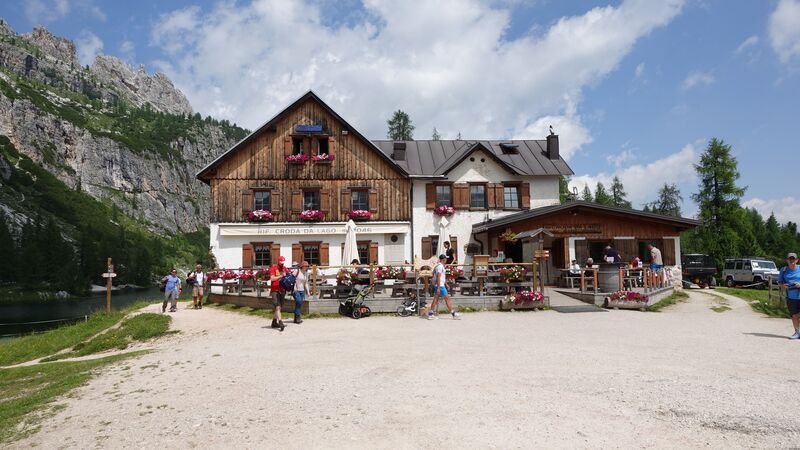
[499,143,519,154]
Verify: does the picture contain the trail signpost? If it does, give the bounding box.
[103,257,116,313]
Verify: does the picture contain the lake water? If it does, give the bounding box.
[0,287,167,337]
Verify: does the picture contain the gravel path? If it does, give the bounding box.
[10,290,800,449]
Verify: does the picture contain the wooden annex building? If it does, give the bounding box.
[472,201,699,284]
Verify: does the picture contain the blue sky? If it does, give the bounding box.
[1,0,798,222]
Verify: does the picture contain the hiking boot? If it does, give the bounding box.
[790,330,800,340]
[278,321,286,332]
[294,315,303,324]
[271,319,279,329]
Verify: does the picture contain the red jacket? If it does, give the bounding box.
[269,264,289,292]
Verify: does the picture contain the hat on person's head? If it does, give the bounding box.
[278,256,286,263]
[787,252,798,259]
[439,254,447,260]
[301,260,309,268]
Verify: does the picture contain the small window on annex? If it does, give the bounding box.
[292,137,304,155]
[503,185,520,209]
[351,190,369,211]
[303,190,321,211]
[435,185,452,207]
[254,191,271,211]
[317,138,329,155]
[430,236,439,258]
[357,242,369,263]
[254,244,272,267]
[469,184,486,209]
[303,243,320,266]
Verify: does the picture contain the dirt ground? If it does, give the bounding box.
[10,290,800,449]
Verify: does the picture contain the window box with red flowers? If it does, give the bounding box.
[247,209,274,223]
[499,265,527,281]
[604,290,649,310]
[286,153,309,164]
[500,290,546,310]
[348,210,372,221]
[434,205,455,216]
[312,153,334,163]
[299,210,325,222]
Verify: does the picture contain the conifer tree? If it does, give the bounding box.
[387,110,414,140]
[581,184,593,202]
[648,183,683,216]
[431,127,441,140]
[610,176,632,208]
[594,182,614,205]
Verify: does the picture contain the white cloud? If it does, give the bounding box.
[634,62,645,78]
[149,0,684,144]
[569,143,698,208]
[75,30,103,66]
[23,0,105,24]
[24,0,70,24]
[119,40,135,62]
[742,197,800,224]
[606,145,635,168]
[734,35,759,55]
[681,71,715,91]
[769,0,800,63]
[511,98,592,161]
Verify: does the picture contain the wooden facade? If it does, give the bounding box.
[201,97,410,223]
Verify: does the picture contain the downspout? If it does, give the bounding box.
[409,180,414,263]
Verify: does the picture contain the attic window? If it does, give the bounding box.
[499,143,519,154]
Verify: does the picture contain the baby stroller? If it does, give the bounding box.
[339,284,374,319]
[396,290,426,317]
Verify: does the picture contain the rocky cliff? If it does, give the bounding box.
[0,19,247,234]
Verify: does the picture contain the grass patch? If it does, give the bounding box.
[44,313,173,361]
[715,287,789,318]
[0,351,148,444]
[648,290,689,312]
[0,301,151,366]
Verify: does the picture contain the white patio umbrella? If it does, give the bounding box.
[341,219,360,265]
[436,215,449,259]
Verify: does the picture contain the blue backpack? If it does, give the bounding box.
[280,270,297,291]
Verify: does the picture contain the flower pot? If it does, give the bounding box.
[604,298,648,311]
[500,299,546,311]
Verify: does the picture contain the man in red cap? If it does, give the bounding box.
[268,255,289,331]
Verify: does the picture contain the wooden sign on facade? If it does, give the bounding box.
[542,224,602,235]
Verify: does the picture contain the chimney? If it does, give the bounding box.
[546,134,559,160]
[392,142,406,160]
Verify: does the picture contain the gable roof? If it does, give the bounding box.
[371,140,573,177]
[196,90,409,182]
[472,201,699,233]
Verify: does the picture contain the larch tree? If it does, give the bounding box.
[594,182,614,206]
[691,138,747,267]
[581,184,593,202]
[610,176,632,208]
[649,183,683,216]
[431,127,441,140]
[387,110,414,140]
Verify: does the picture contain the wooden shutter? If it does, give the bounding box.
[320,189,330,215]
[575,241,588,265]
[320,243,330,266]
[425,183,435,209]
[520,182,530,209]
[341,188,351,213]
[369,242,379,264]
[284,137,292,157]
[292,243,302,266]
[271,190,281,219]
[328,137,336,156]
[270,243,280,265]
[454,183,469,209]
[421,237,432,259]
[369,189,378,214]
[662,240,675,266]
[495,184,506,208]
[241,190,253,219]
[449,236,458,263]
[242,244,254,268]
[291,190,302,212]
[487,183,497,209]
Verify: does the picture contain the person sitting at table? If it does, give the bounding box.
[630,255,642,268]
[569,260,581,275]
[603,245,620,263]
[585,257,595,268]
[351,259,370,285]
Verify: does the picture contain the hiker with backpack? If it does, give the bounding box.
[268,256,289,332]
[187,263,207,309]
[292,261,311,324]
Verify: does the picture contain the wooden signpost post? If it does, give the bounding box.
[102,257,116,313]
[534,249,550,294]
